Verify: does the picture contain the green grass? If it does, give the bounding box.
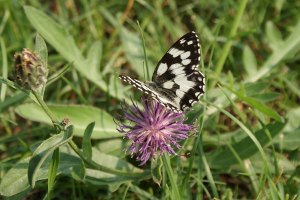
[1,0,300,199]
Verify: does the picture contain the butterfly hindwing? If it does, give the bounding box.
[152,31,201,83]
[119,31,205,112]
[151,31,205,111]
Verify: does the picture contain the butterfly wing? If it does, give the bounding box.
[119,75,151,94]
[119,75,181,112]
[152,31,205,111]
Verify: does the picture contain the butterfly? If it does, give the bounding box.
[119,31,205,112]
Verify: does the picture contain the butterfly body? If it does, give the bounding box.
[119,31,205,112]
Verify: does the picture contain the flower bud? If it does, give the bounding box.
[14,48,48,92]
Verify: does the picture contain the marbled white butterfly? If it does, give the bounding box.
[119,31,205,112]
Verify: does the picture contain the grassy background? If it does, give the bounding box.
[1,0,300,199]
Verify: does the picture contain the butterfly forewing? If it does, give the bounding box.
[119,31,205,112]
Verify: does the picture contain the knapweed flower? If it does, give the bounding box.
[117,97,193,165]
[14,48,48,92]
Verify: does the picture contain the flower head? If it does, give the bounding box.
[14,48,48,92]
[117,97,193,165]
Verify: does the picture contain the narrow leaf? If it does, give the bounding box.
[228,87,283,122]
[86,41,102,76]
[265,21,283,51]
[34,33,48,67]
[82,122,95,160]
[151,157,163,186]
[243,45,257,77]
[47,148,60,199]
[210,122,285,168]
[28,126,73,187]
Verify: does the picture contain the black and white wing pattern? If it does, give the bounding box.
[119,31,205,112]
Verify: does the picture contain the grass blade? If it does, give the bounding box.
[210,0,248,88]
[0,37,8,102]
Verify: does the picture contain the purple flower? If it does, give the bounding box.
[117,97,193,165]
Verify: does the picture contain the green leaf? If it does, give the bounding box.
[228,87,283,122]
[82,122,95,160]
[0,37,8,103]
[151,157,163,186]
[250,152,296,172]
[129,184,160,200]
[248,20,300,82]
[275,128,300,151]
[265,21,283,51]
[96,138,127,157]
[47,148,60,199]
[210,122,285,168]
[86,41,102,76]
[0,158,39,197]
[34,33,48,68]
[24,6,83,67]
[84,148,143,185]
[28,126,73,187]
[243,45,257,77]
[70,160,86,182]
[0,77,38,104]
[250,92,280,102]
[24,6,126,102]
[99,4,151,77]
[15,103,122,139]
[244,81,268,96]
[0,92,27,112]
[34,34,48,96]
[98,6,119,28]
[285,107,300,131]
[120,28,154,77]
[0,146,82,197]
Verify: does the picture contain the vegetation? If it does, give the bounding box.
[0,0,300,199]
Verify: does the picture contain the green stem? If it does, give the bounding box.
[32,90,58,124]
[181,124,202,193]
[68,140,150,178]
[210,0,248,89]
[137,21,150,81]
[162,154,180,199]
[32,90,148,179]
[198,134,219,198]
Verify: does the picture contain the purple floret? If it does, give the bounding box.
[117,97,193,165]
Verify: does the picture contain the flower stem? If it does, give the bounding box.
[162,154,180,199]
[68,140,150,179]
[32,90,58,124]
[31,90,149,180]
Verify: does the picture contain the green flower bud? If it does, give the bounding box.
[14,48,48,92]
